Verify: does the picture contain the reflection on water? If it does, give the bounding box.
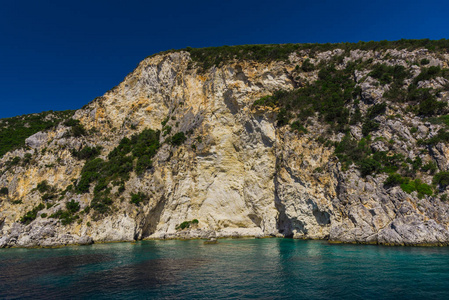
[1,239,449,299]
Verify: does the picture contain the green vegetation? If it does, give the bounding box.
[161,116,169,127]
[178,39,449,71]
[34,180,58,201]
[411,66,449,85]
[422,161,438,174]
[176,219,199,230]
[361,103,387,136]
[301,59,315,72]
[400,179,433,198]
[162,125,172,136]
[64,119,87,137]
[0,110,74,158]
[0,187,8,195]
[368,64,410,85]
[130,192,148,205]
[409,88,446,116]
[36,180,52,193]
[384,173,433,198]
[420,128,449,145]
[50,200,80,225]
[290,121,308,133]
[254,64,358,132]
[66,199,80,213]
[71,146,102,160]
[334,134,428,178]
[170,132,187,146]
[20,203,45,225]
[427,115,449,127]
[433,171,449,187]
[420,58,430,65]
[75,129,160,215]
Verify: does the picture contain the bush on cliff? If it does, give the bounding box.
[0,187,8,195]
[20,203,45,225]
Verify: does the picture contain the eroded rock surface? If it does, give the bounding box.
[2,46,449,247]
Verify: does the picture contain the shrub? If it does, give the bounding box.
[400,178,433,198]
[50,209,79,226]
[422,161,437,174]
[368,64,410,85]
[22,153,33,165]
[290,121,308,133]
[362,120,380,136]
[301,59,315,72]
[42,192,56,201]
[177,221,191,230]
[66,200,80,213]
[253,95,277,108]
[433,171,449,187]
[71,146,102,160]
[89,191,113,215]
[161,116,169,127]
[176,219,199,230]
[64,119,86,137]
[20,203,45,225]
[7,156,21,167]
[421,129,449,145]
[178,40,449,72]
[412,66,449,85]
[170,132,187,146]
[358,158,381,177]
[384,173,406,186]
[64,119,80,127]
[136,155,152,175]
[162,126,172,136]
[130,192,148,205]
[420,58,430,65]
[0,187,8,195]
[36,180,52,193]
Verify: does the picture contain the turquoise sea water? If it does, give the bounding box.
[1,238,449,299]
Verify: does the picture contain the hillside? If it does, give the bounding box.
[1,39,449,247]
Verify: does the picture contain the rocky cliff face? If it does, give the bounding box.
[2,42,449,247]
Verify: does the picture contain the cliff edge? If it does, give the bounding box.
[2,40,449,247]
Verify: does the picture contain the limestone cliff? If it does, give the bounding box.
[2,41,449,247]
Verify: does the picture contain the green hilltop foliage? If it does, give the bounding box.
[178,39,449,71]
[0,110,74,158]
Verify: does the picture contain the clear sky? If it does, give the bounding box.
[1,0,448,118]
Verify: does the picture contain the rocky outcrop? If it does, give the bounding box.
[2,44,449,247]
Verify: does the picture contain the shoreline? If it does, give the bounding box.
[2,234,449,249]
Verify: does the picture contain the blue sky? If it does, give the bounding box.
[1,0,448,118]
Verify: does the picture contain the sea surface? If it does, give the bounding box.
[1,238,449,299]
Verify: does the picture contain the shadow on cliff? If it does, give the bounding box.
[274,172,331,239]
[136,196,166,240]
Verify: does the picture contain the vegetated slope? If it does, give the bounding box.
[2,39,449,248]
[0,110,75,158]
